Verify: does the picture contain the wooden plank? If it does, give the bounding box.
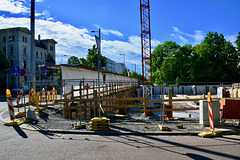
[100,97,143,101]
[102,105,144,108]
[147,98,220,102]
[141,107,199,112]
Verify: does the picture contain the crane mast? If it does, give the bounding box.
[140,0,152,85]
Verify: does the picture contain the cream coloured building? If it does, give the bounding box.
[0,27,57,88]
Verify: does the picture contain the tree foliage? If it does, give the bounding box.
[235,32,240,51]
[86,44,106,69]
[122,66,129,76]
[69,45,106,69]
[67,56,80,64]
[152,32,240,83]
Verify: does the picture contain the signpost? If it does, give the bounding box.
[12,66,20,76]
[20,69,26,77]
[41,66,48,80]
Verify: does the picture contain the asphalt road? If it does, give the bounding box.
[0,124,240,160]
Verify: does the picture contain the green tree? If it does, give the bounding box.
[122,66,129,76]
[191,32,239,82]
[235,32,240,51]
[67,56,80,64]
[79,57,88,66]
[130,71,142,81]
[160,45,193,82]
[56,70,62,80]
[86,44,106,69]
[151,41,180,82]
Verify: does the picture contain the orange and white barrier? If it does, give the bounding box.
[47,87,57,102]
[29,88,36,104]
[207,92,214,131]
[6,89,15,121]
[16,88,24,104]
[40,88,47,102]
[29,87,57,104]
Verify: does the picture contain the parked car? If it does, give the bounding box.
[11,85,29,94]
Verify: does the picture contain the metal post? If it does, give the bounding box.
[5,39,8,89]
[98,28,101,117]
[30,0,35,87]
[162,81,165,124]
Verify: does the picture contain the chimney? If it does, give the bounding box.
[38,34,40,41]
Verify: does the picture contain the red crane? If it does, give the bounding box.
[140,0,152,85]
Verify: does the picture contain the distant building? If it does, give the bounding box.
[0,27,57,88]
[104,57,125,74]
[115,63,125,74]
[105,57,116,73]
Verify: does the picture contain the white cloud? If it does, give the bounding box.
[171,26,204,45]
[0,0,29,14]
[225,34,237,43]
[178,35,188,43]
[0,16,160,67]
[94,24,123,37]
[36,0,45,2]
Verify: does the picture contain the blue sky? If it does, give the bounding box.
[0,0,239,73]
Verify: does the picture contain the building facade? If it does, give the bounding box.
[115,62,125,74]
[104,57,125,74]
[0,27,57,88]
[105,57,116,73]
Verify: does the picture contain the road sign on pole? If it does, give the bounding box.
[20,69,26,76]
[12,66,20,76]
[41,66,49,75]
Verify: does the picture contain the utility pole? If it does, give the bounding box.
[30,0,35,88]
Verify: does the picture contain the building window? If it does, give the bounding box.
[23,60,27,69]
[41,52,42,59]
[45,53,46,59]
[24,76,27,82]
[10,46,13,54]
[25,37,27,43]
[10,60,14,67]
[50,46,54,51]
[36,77,39,81]
[10,35,14,41]
[23,48,26,55]
[3,36,6,42]
[22,36,24,42]
[36,51,38,58]
[36,63,39,71]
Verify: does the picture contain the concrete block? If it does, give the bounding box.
[199,100,220,127]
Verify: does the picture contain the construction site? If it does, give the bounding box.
[2,0,240,138]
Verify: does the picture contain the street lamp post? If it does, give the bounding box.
[5,37,9,89]
[91,28,101,117]
[61,55,66,64]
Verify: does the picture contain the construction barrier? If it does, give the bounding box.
[89,117,110,131]
[29,88,36,104]
[47,87,57,102]
[16,88,24,104]
[29,87,57,104]
[208,92,214,132]
[6,89,15,121]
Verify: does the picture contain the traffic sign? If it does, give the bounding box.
[41,66,49,75]
[12,66,20,76]
[42,73,48,79]
[20,69,26,76]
